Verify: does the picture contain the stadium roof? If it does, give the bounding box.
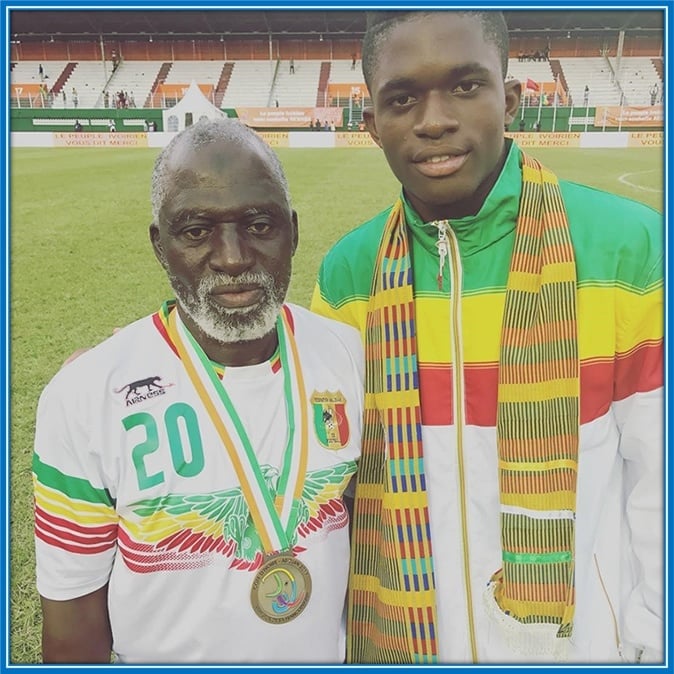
[10,9,664,40]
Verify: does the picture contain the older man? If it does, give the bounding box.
[33,119,364,664]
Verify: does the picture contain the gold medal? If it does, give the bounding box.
[250,554,312,624]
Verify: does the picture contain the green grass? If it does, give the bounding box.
[9,145,663,663]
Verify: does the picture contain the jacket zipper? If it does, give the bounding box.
[436,221,478,662]
[593,553,623,659]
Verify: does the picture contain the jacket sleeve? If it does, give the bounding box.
[612,253,664,663]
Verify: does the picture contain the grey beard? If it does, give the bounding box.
[169,271,286,344]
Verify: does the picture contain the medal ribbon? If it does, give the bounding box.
[167,306,309,554]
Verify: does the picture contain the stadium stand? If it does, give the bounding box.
[59,61,110,108]
[507,60,554,84]
[328,59,366,85]
[219,60,277,108]
[10,60,67,87]
[104,60,164,109]
[164,59,225,87]
[271,59,323,107]
[558,57,623,107]
[10,60,68,107]
[9,11,663,112]
[610,55,663,105]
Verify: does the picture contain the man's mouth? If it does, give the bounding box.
[210,286,265,310]
[413,152,468,178]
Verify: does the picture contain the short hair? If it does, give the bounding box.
[362,11,510,92]
[151,117,291,222]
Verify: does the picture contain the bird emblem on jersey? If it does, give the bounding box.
[119,461,357,573]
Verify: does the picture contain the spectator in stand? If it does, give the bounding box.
[38,63,44,79]
[62,90,66,106]
[73,120,82,132]
[108,120,116,133]
[351,53,357,70]
[650,83,658,106]
[72,87,78,108]
[583,85,590,106]
[289,58,295,74]
[518,117,526,132]
[104,90,110,109]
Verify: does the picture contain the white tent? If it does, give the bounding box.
[161,80,226,133]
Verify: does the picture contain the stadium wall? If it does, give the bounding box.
[11,106,662,134]
[10,130,663,149]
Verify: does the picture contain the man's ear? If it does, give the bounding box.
[290,210,299,256]
[363,106,383,149]
[503,79,523,129]
[149,223,167,268]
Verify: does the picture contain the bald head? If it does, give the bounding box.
[150,118,291,223]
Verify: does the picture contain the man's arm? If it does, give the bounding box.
[41,585,112,663]
[613,253,664,662]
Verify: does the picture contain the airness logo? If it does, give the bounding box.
[114,376,174,407]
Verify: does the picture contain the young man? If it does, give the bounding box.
[34,119,364,663]
[311,10,663,665]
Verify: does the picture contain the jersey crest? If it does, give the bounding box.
[310,391,350,450]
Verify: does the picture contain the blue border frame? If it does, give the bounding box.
[2,2,670,673]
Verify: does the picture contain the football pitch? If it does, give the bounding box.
[9,145,664,663]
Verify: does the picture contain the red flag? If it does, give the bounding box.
[526,78,540,92]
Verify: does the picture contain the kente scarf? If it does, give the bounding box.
[346,152,579,663]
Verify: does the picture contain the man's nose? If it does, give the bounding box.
[413,91,459,138]
[209,225,254,274]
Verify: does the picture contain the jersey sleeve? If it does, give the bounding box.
[33,372,119,601]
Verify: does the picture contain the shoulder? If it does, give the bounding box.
[561,179,660,231]
[285,304,362,352]
[315,205,393,305]
[560,180,662,286]
[43,314,158,399]
[319,205,392,272]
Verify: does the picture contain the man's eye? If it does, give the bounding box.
[454,81,480,94]
[391,94,415,107]
[247,221,273,235]
[182,226,210,241]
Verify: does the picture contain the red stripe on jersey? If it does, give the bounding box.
[36,505,117,537]
[418,365,453,426]
[615,340,663,401]
[420,347,662,429]
[152,312,179,358]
